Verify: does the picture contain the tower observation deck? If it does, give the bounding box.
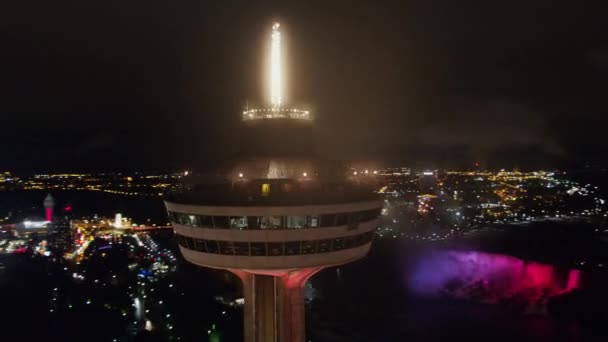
[164,22,382,342]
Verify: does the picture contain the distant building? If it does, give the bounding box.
[419,170,438,194]
[49,205,74,253]
[15,220,51,237]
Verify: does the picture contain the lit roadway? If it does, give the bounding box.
[129,225,172,231]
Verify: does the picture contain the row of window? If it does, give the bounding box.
[175,231,375,256]
[168,208,381,230]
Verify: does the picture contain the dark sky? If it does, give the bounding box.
[1,0,607,172]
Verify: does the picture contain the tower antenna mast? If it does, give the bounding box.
[270,22,282,107]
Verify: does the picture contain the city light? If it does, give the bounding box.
[114,213,123,229]
[270,22,282,107]
[23,220,51,229]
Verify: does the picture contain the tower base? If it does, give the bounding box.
[231,268,321,342]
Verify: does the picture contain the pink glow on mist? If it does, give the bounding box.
[409,250,581,304]
[566,269,581,291]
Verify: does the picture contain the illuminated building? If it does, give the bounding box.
[418,170,438,194]
[71,215,135,236]
[16,220,51,237]
[49,205,74,253]
[417,194,438,215]
[114,213,123,228]
[164,23,382,342]
[49,219,72,253]
[0,172,18,189]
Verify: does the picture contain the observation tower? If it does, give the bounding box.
[164,22,382,342]
[44,193,55,222]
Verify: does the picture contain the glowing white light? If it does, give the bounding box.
[238,172,244,178]
[270,22,282,107]
[23,220,50,229]
[145,320,153,331]
[114,213,123,228]
[302,172,307,177]
[134,298,143,320]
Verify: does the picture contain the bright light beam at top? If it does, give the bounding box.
[270,22,282,107]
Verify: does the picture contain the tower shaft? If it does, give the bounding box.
[232,268,320,342]
[43,193,55,222]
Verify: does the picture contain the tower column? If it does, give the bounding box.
[43,193,55,222]
[231,268,321,342]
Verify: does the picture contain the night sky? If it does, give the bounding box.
[1,1,606,172]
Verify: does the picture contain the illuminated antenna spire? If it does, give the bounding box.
[270,22,282,107]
